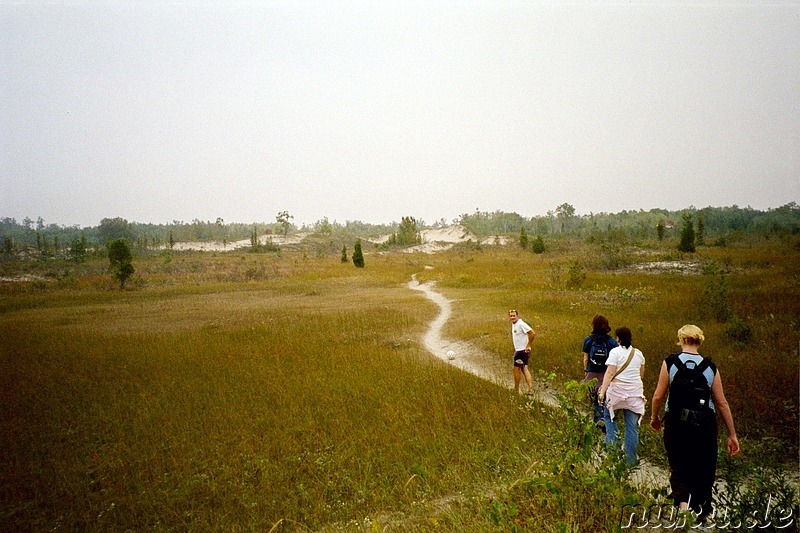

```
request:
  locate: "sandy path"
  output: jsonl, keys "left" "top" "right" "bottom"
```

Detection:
{"left": 408, "top": 275, "right": 559, "bottom": 406}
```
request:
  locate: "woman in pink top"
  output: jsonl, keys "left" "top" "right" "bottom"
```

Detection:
{"left": 598, "top": 327, "right": 646, "bottom": 465}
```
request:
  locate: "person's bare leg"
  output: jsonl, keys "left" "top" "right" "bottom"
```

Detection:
{"left": 523, "top": 366, "right": 533, "bottom": 394}
{"left": 513, "top": 366, "right": 522, "bottom": 392}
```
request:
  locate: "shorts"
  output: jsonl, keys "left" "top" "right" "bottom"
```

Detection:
{"left": 513, "top": 350, "right": 530, "bottom": 368}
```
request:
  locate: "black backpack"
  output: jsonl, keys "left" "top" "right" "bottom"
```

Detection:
{"left": 667, "top": 355, "right": 713, "bottom": 427}
{"left": 587, "top": 336, "right": 610, "bottom": 372}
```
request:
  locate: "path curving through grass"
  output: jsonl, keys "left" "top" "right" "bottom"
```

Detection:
{"left": 408, "top": 274, "right": 559, "bottom": 406}
{"left": 407, "top": 273, "right": 667, "bottom": 491}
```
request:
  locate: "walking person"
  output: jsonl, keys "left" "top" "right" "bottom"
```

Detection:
{"left": 508, "top": 309, "right": 536, "bottom": 394}
{"left": 598, "top": 327, "right": 646, "bottom": 465}
{"left": 650, "top": 325, "right": 740, "bottom": 521}
{"left": 582, "top": 315, "right": 618, "bottom": 431}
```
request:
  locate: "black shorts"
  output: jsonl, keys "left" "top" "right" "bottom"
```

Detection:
{"left": 513, "top": 350, "right": 530, "bottom": 367}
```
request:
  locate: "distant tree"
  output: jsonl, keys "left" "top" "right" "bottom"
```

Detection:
{"left": 250, "top": 226, "right": 259, "bottom": 249}
{"left": 316, "top": 217, "right": 332, "bottom": 235}
{"left": 276, "top": 211, "right": 293, "bottom": 236}
{"left": 696, "top": 215, "right": 705, "bottom": 246}
{"left": 341, "top": 244, "right": 348, "bottom": 263}
{"left": 396, "top": 216, "right": 420, "bottom": 246}
{"left": 99, "top": 217, "right": 133, "bottom": 243}
{"left": 168, "top": 230, "right": 175, "bottom": 250}
{"left": 519, "top": 227, "right": 529, "bottom": 249}
{"left": 3, "top": 236, "right": 13, "bottom": 258}
{"left": 108, "top": 239, "right": 135, "bottom": 289}
{"left": 678, "top": 212, "right": 696, "bottom": 253}
{"left": 70, "top": 234, "right": 88, "bottom": 262}
{"left": 531, "top": 235, "right": 545, "bottom": 254}
{"left": 352, "top": 239, "right": 364, "bottom": 268}
{"left": 656, "top": 220, "right": 666, "bottom": 241}
{"left": 555, "top": 203, "right": 576, "bottom": 233}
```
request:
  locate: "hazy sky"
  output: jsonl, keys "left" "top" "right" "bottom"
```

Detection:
{"left": 2, "top": 1, "right": 799, "bottom": 228}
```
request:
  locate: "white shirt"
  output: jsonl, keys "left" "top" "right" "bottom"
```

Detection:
{"left": 511, "top": 319, "right": 532, "bottom": 351}
{"left": 605, "top": 345, "right": 645, "bottom": 384}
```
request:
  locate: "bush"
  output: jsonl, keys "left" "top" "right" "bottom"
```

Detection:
{"left": 107, "top": 239, "right": 134, "bottom": 289}
{"left": 531, "top": 235, "right": 545, "bottom": 254}
{"left": 678, "top": 212, "right": 696, "bottom": 253}
{"left": 352, "top": 239, "right": 364, "bottom": 268}
{"left": 566, "top": 260, "right": 587, "bottom": 289}
{"left": 701, "top": 263, "right": 732, "bottom": 322}
{"left": 725, "top": 315, "right": 753, "bottom": 345}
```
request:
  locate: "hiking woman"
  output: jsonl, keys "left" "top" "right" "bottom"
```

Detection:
{"left": 650, "top": 325, "right": 740, "bottom": 519}
{"left": 598, "top": 327, "right": 645, "bottom": 465}
{"left": 582, "top": 314, "right": 618, "bottom": 430}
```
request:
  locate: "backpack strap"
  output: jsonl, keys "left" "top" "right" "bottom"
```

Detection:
{"left": 667, "top": 354, "right": 714, "bottom": 385}
{"left": 611, "top": 346, "right": 636, "bottom": 380}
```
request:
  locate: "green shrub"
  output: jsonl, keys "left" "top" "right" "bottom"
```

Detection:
{"left": 352, "top": 239, "right": 364, "bottom": 268}
{"left": 532, "top": 235, "right": 545, "bottom": 254}
{"left": 566, "top": 260, "right": 587, "bottom": 289}
{"left": 701, "top": 262, "right": 732, "bottom": 322}
{"left": 725, "top": 315, "right": 753, "bottom": 345}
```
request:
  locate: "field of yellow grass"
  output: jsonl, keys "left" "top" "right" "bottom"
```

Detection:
{"left": 1, "top": 237, "right": 797, "bottom": 530}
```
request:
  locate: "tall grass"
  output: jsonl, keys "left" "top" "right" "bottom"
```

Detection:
{"left": 1, "top": 253, "right": 554, "bottom": 529}
{"left": 1, "top": 238, "right": 797, "bottom": 530}
{"left": 419, "top": 239, "right": 800, "bottom": 452}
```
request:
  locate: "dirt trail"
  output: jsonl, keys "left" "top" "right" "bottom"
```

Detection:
{"left": 408, "top": 275, "right": 559, "bottom": 406}
{"left": 407, "top": 274, "right": 666, "bottom": 490}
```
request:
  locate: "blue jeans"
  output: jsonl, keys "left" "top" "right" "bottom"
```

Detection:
{"left": 603, "top": 406, "right": 640, "bottom": 465}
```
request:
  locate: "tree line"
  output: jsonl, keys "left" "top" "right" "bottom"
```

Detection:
{"left": 458, "top": 203, "right": 799, "bottom": 242}
{"left": 2, "top": 203, "right": 798, "bottom": 260}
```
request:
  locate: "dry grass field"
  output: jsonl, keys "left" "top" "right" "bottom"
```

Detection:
{"left": 1, "top": 236, "right": 798, "bottom": 530}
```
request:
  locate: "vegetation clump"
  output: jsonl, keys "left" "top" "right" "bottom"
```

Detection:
{"left": 107, "top": 238, "right": 134, "bottom": 289}
{"left": 352, "top": 238, "right": 364, "bottom": 267}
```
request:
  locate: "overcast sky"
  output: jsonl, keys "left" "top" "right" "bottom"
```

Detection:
{"left": 2, "top": 1, "right": 798, "bottom": 229}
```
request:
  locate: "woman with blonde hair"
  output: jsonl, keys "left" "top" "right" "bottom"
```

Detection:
{"left": 650, "top": 325, "right": 740, "bottom": 520}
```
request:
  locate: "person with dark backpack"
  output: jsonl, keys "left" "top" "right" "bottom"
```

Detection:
{"left": 650, "top": 325, "right": 740, "bottom": 522}
{"left": 582, "top": 314, "right": 619, "bottom": 431}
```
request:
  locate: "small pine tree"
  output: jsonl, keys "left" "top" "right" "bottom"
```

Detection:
{"left": 519, "top": 227, "right": 529, "bottom": 249}
{"left": 70, "top": 234, "right": 88, "bottom": 262}
{"left": 678, "top": 212, "right": 696, "bottom": 253}
{"left": 250, "top": 226, "right": 258, "bottom": 249}
{"left": 3, "top": 236, "right": 13, "bottom": 258}
{"left": 656, "top": 220, "right": 666, "bottom": 241}
{"left": 396, "top": 216, "right": 420, "bottom": 246}
{"left": 341, "top": 244, "right": 348, "bottom": 263}
{"left": 108, "top": 238, "right": 135, "bottom": 289}
{"left": 352, "top": 239, "right": 365, "bottom": 268}
{"left": 531, "top": 235, "right": 545, "bottom": 254}
{"left": 697, "top": 215, "right": 705, "bottom": 246}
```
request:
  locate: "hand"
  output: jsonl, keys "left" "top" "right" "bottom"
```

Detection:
{"left": 727, "top": 435, "right": 740, "bottom": 457}
{"left": 650, "top": 417, "right": 662, "bottom": 432}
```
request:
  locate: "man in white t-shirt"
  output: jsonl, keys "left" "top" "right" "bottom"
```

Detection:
{"left": 509, "top": 309, "right": 536, "bottom": 394}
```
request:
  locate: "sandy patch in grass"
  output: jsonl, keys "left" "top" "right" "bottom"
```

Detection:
{"left": 163, "top": 233, "right": 309, "bottom": 252}
{"left": 161, "top": 225, "right": 507, "bottom": 254}
{"left": 0, "top": 274, "right": 50, "bottom": 283}
{"left": 625, "top": 260, "right": 704, "bottom": 274}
